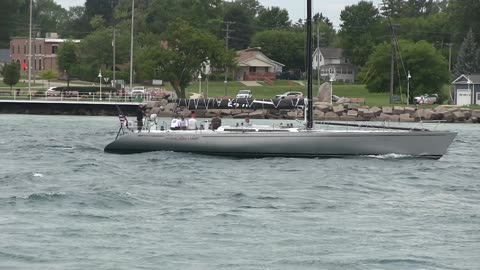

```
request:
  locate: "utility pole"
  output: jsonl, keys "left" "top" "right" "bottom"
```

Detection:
{"left": 389, "top": 24, "right": 398, "bottom": 104}
{"left": 28, "top": 0, "right": 32, "bottom": 100}
{"left": 112, "top": 0, "right": 116, "bottom": 89}
{"left": 129, "top": 0, "right": 135, "bottom": 94}
{"left": 223, "top": 21, "right": 234, "bottom": 97}
{"left": 317, "top": 23, "right": 320, "bottom": 90}
{"left": 448, "top": 43, "right": 452, "bottom": 73}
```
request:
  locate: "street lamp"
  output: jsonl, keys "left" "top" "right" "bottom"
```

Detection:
{"left": 407, "top": 70, "right": 411, "bottom": 105}
{"left": 98, "top": 70, "right": 103, "bottom": 100}
{"left": 329, "top": 76, "right": 334, "bottom": 104}
{"left": 467, "top": 78, "right": 473, "bottom": 105}
{"left": 198, "top": 73, "right": 202, "bottom": 95}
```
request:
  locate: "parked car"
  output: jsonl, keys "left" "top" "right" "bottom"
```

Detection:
{"left": 45, "top": 87, "right": 60, "bottom": 97}
{"left": 276, "top": 91, "right": 304, "bottom": 99}
{"left": 235, "top": 89, "right": 252, "bottom": 99}
{"left": 130, "top": 86, "right": 146, "bottom": 96}
{"left": 414, "top": 94, "right": 438, "bottom": 104}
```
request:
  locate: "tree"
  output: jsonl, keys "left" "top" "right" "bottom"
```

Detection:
{"left": 359, "top": 39, "right": 449, "bottom": 97}
{"left": 40, "top": 70, "right": 58, "bottom": 88}
{"left": 58, "top": 41, "right": 78, "bottom": 73}
{"left": 0, "top": 0, "right": 19, "bottom": 47}
{"left": 85, "top": 0, "right": 119, "bottom": 24}
{"left": 448, "top": 0, "right": 480, "bottom": 44}
{"left": 312, "top": 13, "right": 336, "bottom": 47}
{"left": 454, "top": 29, "right": 480, "bottom": 76}
{"left": 256, "top": 7, "right": 290, "bottom": 30}
{"left": 136, "top": 19, "right": 235, "bottom": 98}
{"left": 2, "top": 62, "right": 21, "bottom": 90}
{"left": 338, "top": 1, "right": 384, "bottom": 67}
{"left": 251, "top": 30, "right": 304, "bottom": 71}
{"left": 224, "top": 5, "right": 254, "bottom": 50}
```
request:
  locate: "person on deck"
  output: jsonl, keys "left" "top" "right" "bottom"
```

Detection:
{"left": 211, "top": 114, "right": 222, "bottom": 130}
{"left": 178, "top": 115, "right": 188, "bottom": 130}
{"left": 188, "top": 112, "right": 198, "bottom": 130}
{"left": 244, "top": 117, "right": 252, "bottom": 127}
{"left": 170, "top": 115, "right": 179, "bottom": 130}
{"left": 136, "top": 105, "right": 145, "bottom": 132}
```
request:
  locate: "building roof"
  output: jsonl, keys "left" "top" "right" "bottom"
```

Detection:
{"left": 237, "top": 47, "right": 285, "bottom": 67}
{"left": 452, "top": 74, "right": 480, "bottom": 84}
{"left": 315, "top": 47, "right": 345, "bottom": 59}
{"left": 0, "top": 49, "right": 11, "bottom": 63}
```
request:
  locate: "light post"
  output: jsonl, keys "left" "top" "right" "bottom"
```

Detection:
{"left": 467, "top": 78, "right": 473, "bottom": 105}
{"left": 329, "top": 76, "right": 334, "bottom": 105}
{"left": 407, "top": 70, "right": 411, "bottom": 105}
{"left": 98, "top": 70, "right": 103, "bottom": 100}
{"left": 198, "top": 73, "right": 202, "bottom": 95}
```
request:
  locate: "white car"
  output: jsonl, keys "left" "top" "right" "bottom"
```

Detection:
{"left": 45, "top": 87, "right": 60, "bottom": 97}
{"left": 235, "top": 89, "right": 252, "bottom": 99}
{"left": 130, "top": 86, "right": 146, "bottom": 96}
{"left": 276, "top": 91, "right": 304, "bottom": 99}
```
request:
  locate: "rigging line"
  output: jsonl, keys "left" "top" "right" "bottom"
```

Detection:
{"left": 393, "top": 31, "right": 408, "bottom": 77}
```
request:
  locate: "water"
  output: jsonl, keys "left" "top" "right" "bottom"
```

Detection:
{"left": 1, "top": 115, "right": 479, "bottom": 270}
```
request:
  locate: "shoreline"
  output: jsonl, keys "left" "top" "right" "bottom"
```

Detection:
{"left": 1, "top": 100, "right": 479, "bottom": 124}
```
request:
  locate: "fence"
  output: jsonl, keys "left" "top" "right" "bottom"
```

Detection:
{"left": 0, "top": 89, "right": 163, "bottom": 103}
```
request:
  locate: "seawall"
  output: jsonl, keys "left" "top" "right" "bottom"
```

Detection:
{"left": 0, "top": 101, "right": 139, "bottom": 116}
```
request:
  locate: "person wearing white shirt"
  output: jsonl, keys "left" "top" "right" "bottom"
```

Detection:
{"left": 170, "top": 115, "right": 179, "bottom": 130}
{"left": 188, "top": 112, "right": 198, "bottom": 130}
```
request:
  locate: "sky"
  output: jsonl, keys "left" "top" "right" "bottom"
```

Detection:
{"left": 55, "top": 0, "right": 382, "bottom": 29}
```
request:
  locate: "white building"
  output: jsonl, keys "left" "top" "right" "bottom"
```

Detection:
{"left": 312, "top": 47, "right": 357, "bottom": 83}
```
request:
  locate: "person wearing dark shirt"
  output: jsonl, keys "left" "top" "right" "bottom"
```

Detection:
{"left": 136, "top": 105, "right": 145, "bottom": 132}
{"left": 211, "top": 115, "right": 222, "bottom": 130}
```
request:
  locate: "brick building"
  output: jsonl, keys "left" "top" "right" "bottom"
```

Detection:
{"left": 10, "top": 33, "right": 80, "bottom": 76}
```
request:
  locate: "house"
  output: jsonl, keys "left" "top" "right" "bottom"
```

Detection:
{"left": 0, "top": 49, "right": 10, "bottom": 67}
{"left": 451, "top": 74, "right": 480, "bottom": 106}
{"left": 10, "top": 32, "right": 80, "bottom": 75}
{"left": 312, "top": 47, "right": 356, "bottom": 83}
{"left": 234, "top": 48, "right": 284, "bottom": 81}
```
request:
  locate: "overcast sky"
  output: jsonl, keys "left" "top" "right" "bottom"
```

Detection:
{"left": 55, "top": 0, "right": 382, "bottom": 28}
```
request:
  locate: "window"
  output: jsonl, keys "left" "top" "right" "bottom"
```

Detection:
{"left": 39, "top": 59, "right": 42, "bottom": 70}
{"left": 39, "top": 45, "right": 42, "bottom": 54}
{"left": 34, "top": 45, "right": 36, "bottom": 54}
{"left": 52, "top": 46, "right": 58, "bottom": 54}
{"left": 24, "top": 45, "right": 26, "bottom": 54}
{"left": 11, "top": 46, "right": 14, "bottom": 54}
{"left": 34, "top": 59, "right": 36, "bottom": 70}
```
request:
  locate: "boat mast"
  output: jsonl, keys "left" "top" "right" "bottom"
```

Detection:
{"left": 306, "top": 0, "right": 314, "bottom": 129}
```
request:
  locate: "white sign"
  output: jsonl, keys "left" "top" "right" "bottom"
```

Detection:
{"left": 152, "top": 79, "right": 163, "bottom": 86}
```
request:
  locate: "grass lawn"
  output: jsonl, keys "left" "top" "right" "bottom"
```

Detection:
{"left": 0, "top": 81, "right": 42, "bottom": 88}
{"left": 182, "top": 80, "right": 391, "bottom": 106}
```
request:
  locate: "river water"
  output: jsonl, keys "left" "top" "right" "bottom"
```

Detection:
{"left": 0, "top": 114, "right": 479, "bottom": 270}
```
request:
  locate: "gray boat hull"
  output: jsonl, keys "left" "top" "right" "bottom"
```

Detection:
{"left": 104, "top": 129, "right": 457, "bottom": 159}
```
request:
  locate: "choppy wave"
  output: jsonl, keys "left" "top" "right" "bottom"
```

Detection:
{"left": 0, "top": 115, "right": 479, "bottom": 269}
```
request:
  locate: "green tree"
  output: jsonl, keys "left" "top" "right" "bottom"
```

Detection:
{"left": 256, "top": 7, "right": 290, "bottom": 30}
{"left": 251, "top": 30, "right": 304, "bottom": 71}
{"left": 136, "top": 19, "right": 235, "bottom": 98}
{"left": 58, "top": 41, "right": 78, "bottom": 73}
{"left": 338, "top": 1, "right": 384, "bottom": 67}
{"left": 39, "top": 69, "right": 58, "bottom": 88}
{"left": 313, "top": 13, "right": 336, "bottom": 47}
{"left": 453, "top": 29, "right": 480, "bottom": 76}
{"left": 2, "top": 62, "right": 21, "bottom": 90}
{"left": 224, "top": 4, "right": 255, "bottom": 50}
{"left": 360, "top": 39, "right": 449, "bottom": 97}
{"left": 448, "top": 0, "right": 480, "bottom": 43}
{"left": 0, "top": 0, "right": 19, "bottom": 47}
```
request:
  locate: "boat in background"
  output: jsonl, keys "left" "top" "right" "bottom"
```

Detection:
{"left": 104, "top": 0, "right": 457, "bottom": 159}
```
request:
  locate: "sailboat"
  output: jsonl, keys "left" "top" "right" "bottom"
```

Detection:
{"left": 104, "top": 0, "right": 457, "bottom": 159}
